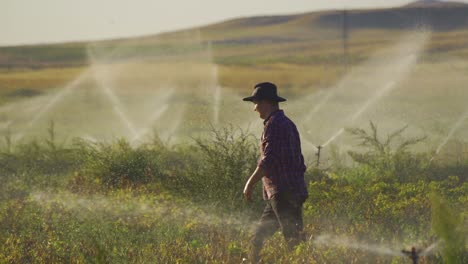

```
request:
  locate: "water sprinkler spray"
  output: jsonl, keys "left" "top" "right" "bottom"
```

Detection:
{"left": 316, "top": 145, "right": 322, "bottom": 167}
{"left": 342, "top": 9, "right": 349, "bottom": 71}
{"left": 402, "top": 247, "right": 422, "bottom": 264}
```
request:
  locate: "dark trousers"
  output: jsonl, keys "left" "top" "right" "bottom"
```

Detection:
{"left": 250, "top": 192, "right": 306, "bottom": 263}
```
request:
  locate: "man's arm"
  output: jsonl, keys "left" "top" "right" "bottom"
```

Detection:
{"left": 257, "top": 121, "right": 282, "bottom": 174}
{"left": 243, "top": 166, "right": 266, "bottom": 201}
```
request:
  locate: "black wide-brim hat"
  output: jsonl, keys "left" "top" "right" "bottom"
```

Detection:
{"left": 242, "top": 82, "right": 286, "bottom": 102}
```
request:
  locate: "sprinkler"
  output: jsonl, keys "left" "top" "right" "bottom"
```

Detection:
{"left": 316, "top": 145, "right": 322, "bottom": 167}
{"left": 402, "top": 247, "right": 422, "bottom": 264}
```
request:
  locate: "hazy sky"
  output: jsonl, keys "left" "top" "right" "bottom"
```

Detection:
{"left": 2, "top": 0, "right": 465, "bottom": 46}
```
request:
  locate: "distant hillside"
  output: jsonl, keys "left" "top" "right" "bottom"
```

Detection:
{"left": 318, "top": 3, "right": 468, "bottom": 31}
{"left": 1, "top": 2, "right": 468, "bottom": 68}
{"left": 405, "top": 0, "right": 467, "bottom": 7}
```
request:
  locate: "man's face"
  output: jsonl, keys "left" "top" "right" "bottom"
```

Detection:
{"left": 253, "top": 100, "right": 270, "bottom": 119}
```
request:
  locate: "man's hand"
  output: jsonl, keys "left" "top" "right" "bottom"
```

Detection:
{"left": 243, "top": 182, "right": 253, "bottom": 201}
{"left": 243, "top": 166, "right": 266, "bottom": 202}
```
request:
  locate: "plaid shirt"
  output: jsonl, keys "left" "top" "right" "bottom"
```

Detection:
{"left": 258, "top": 110, "right": 308, "bottom": 200}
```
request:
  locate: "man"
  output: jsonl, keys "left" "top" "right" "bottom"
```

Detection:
{"left": 242, "top": 82, "right": 308, "bottom": 263}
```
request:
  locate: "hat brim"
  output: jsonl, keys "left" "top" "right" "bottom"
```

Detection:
{"left": 242, "top": 96, "right": 286, "bottom": 102}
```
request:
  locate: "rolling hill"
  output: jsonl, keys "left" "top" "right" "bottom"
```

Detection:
{"left": 1, "top": 1, "right": 467, "bottom": 69}
{"left": 405, "top": 0, "right": 467, "bottom": 7}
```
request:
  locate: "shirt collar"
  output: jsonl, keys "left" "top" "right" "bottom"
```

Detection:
{"left": 263, "top": 109, "right": 283, "bottom": 125}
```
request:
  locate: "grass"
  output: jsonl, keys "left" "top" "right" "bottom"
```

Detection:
{"left": 0, "top": 22, "right": 466, "bottom": 98}
{"left": 0, "top": 125, "right": 466, "bottom": 263}
{"left": 0, "top": 67, "right": 85, "bottom": 105}
{"left": 1, "top": 54, "right": 468, "bottom": 159}
{"left": 0, "top": 5, "right": 468, "bottom": 262}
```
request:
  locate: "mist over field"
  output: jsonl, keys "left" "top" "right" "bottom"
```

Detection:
{"left": 0, "top": 1, "right": 467, "bottom": 263}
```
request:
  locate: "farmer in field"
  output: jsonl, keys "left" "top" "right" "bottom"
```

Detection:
{"left": 242, "top": 82, "right": 308, "bottom": 263}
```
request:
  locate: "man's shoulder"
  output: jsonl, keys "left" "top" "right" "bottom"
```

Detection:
{"left": 265, "top": 111, "right": 285, "bottom": 127}
{"left": 265, "top": 111, "right": 296, "bottom": 129}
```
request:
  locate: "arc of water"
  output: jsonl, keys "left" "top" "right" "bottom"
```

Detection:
{"left": 321, "top": 81, "right": 402, "bottom": 148}
{"left": 319, "top": 32, "right": 430, "bottom": 148}
{"left": 90, "top": 64, "right": 139, "bottom": 138}
{"left": 15, "top": 69, "right": 92, "bottom": 140}
{"left": 301, "top": 37, "right": 408, "bottom": 123}
{"left": 322, "top": 128, "right": 345, "bottom": 147}
{"left": 321, "top": 80, "right": 398, "bottom": 147}
{"left": 430, "top": 108, "right": 468, "bottom": 162}
{"left": 420, "top": 241, "right": 441, "bottom": 256}
{"left": 87, "top": 44, "right": 144, "bottom": 139}
{"left": 302, "top": 30, "right": 430, "bottom": 121}
{"left": 131, "top": 103, "right": 170, "bottom": 143}
{"left": 81, "top": 134, "right": 98, "bottom": 143}
{"left": 313, "top": 234, "right": 405, "bottom": 257}
{"left": 207, "top": 40, "right": 221, "bottom": 126}
{"left": 31, "top": 189, "right": 254, "bottom": 230}
{"left": 351, "top": 81, "right": 396, "bottom": 122}
{"left": 302, "top": 138, "right": 319, "bottom": 152}
{"left": 0, "top": 95, "right": 42, "bottom": 114}
{"left": 304, "top": 87, "right": 341, "bottom": 123}
{"left": 87, "top": 46, "right": 135, "bottom": 127}
{"left": 212, "top": 65, "right": 221, "bottom": 126}
{"left": 159, "top": 104, "right": 186, "bottom": 144}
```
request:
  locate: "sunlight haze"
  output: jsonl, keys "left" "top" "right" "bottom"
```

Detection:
{"left": 0, "top": 0, "right": 425, "bottom": 46}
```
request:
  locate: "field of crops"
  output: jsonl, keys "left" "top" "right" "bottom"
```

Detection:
{"left": 1, "top": 4, "right": 468, "bottom": 263}
{"left": 0, "top": 124, "right": 466, "bottom": 263}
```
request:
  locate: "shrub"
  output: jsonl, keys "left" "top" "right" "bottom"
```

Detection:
{"left": 76, "top": 139, "right": 164, "bottom": 189}
{"left": 191, "top": 125, "right": 259, "bottom": 209}
{"left": 345, "top": 122, "right": 428, "bottom": 182}
{"left": 0, "top": 122, "right": 80, "bottom": 188}
{"left": 430, "top": 192, "right": 467, "bottom": 264}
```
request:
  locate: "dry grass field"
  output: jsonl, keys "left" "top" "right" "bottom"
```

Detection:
{"left": 0, "top": 2, "right": 467, "bottom": 263}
